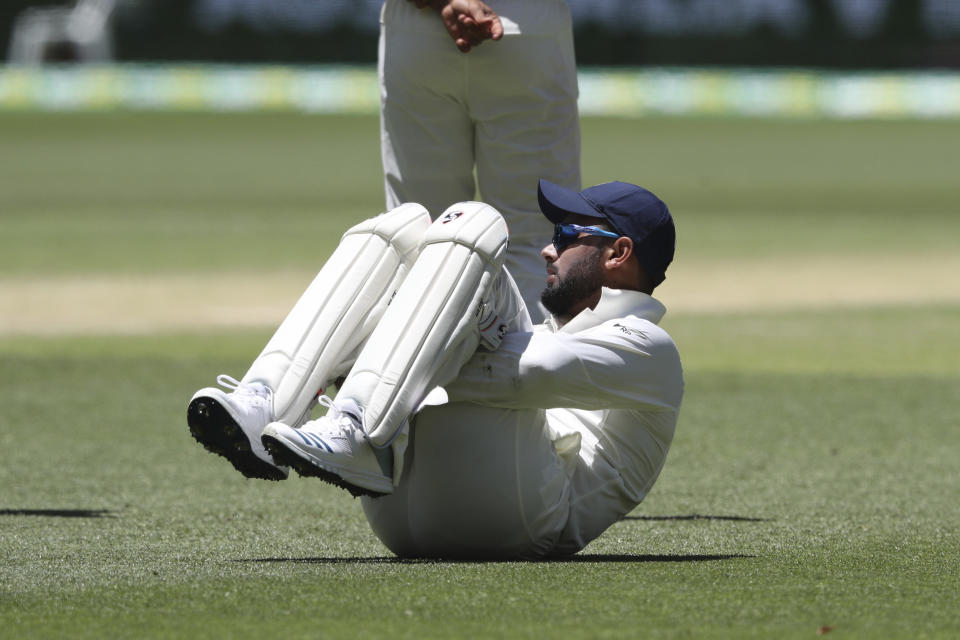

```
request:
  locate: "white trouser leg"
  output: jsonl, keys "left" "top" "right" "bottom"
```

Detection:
{"left": 241, "top": 204, "right": 431, "bottom": 426}
{"left": 379, "top": 0, "right": 580, "bottom": 321}
{"left": 471, "top": 22, "right": 580, "bottom": 321}
{"left": 379, "top": 5, "right": 474, "bottom": 217}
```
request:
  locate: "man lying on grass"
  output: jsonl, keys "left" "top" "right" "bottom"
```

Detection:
{"left": 187, "top": 179, "right": 683, "bottom": 559}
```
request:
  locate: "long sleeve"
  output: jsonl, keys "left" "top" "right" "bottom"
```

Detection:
{"left": 444, "top": 294, "right": 685, "bottom": 556}
{"left": 445, "top": 316, "right": 683, "bottom": 412}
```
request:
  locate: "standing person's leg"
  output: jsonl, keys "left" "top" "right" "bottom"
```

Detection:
{"left": 187, "top": 204, "right": 430, "bottom": 479}
{"left": 262, "top": 202, "right": 523, "bottom": 495}
{"left": 470, "top": 3, "right": 581, "bottom": 320}
{"left": 379, "top": 0, "right": 475, "bottom": 217}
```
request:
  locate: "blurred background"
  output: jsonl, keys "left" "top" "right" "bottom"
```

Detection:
{"left": 1, "top": 0, "right": 958, "bottom": 336}
{"left": 2, "top": 0, "right": 960, "bottom": 116}
{"left": 4, "top": 0, "right": 960, "bottom": 67}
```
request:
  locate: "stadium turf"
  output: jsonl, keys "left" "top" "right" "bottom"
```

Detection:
{"left": 1, "top": 112, "right": 957, "bottom": 638}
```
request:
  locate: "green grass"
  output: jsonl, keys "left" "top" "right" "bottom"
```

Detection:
{"left": 0, "top": 113, "right": 381, "bottom": 275}
{"left": 1, "top": 112, "right": 959, "bottom": 638}
{"left": 1, "top": 114, "right": 957, "bottom": 275}
{"left": 2, "top": 308, "right": 958, "bottom": 638}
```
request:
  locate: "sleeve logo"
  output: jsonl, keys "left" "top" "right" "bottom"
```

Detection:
{"left": 613, "top": 323, "right": 648, "bottom": 339}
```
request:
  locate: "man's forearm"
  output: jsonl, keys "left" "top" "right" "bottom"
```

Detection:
{"left": 446, "top": 329, "right": 673, "bottom": 411}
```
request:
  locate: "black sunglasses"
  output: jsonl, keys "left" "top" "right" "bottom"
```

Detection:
{"left": 552, "top": 223, "right": 620, "bottom": 252}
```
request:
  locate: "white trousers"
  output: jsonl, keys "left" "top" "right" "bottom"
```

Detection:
{"left": 378, "top": 0, "right": 581, "bottom": 321}
{"left": 359, "top": 269, "right": 571, "bottom": 560}
{"left": 363, "top": 402, "right": 571, "bottom": 559}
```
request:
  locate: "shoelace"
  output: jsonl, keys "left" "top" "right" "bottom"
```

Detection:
{"left": 216, "top": 374, "right": 270, "bottom": 400}
{"left": 316, "top": 394, "right": 336, "bottom": 413}
{"left": 317, "top": 395, "right": 391, "bottom": 477}
{"left": 314, "top": 394, "right": 361, "bottom": 436}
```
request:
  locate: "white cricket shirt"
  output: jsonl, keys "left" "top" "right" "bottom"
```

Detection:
{"left": 446, "top": 287, "right": 684, "bottom": 555}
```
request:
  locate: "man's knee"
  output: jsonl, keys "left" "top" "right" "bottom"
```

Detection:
{"left": 423, "top": 202, "right": 509, "bottom": 267}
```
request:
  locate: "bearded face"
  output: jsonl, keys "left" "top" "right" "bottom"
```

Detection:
{"left": 540, "top": 246, "right": 605, "bottom": 317}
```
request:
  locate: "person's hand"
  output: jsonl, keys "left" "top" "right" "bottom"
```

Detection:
{"left": 442, "top": 0, "right": 503, "bottom": 52}
{"left": 409, "top": 0, "right": 504, "bottom": 52}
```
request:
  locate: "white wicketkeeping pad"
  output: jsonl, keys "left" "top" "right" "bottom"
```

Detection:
{"left": 241, "top": 203, "right": 431, "bottom": 425}
{"left": 336, "top": 202, "right": 509, "bottom": 480}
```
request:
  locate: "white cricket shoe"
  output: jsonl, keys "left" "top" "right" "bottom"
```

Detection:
{"left": 187, "top": 375, "right": 289, "bottom": 481}
{"left": 260, "top": 397, "right": 393, "bottom": 497}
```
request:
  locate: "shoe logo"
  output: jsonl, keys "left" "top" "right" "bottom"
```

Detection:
{"left": 440, "top": 210, "right": 463, "bottom": 224}
{"left": 295, "top": 430, "right": 333, "bottom": 453}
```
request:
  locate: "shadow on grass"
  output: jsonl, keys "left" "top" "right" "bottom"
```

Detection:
{"left": 240, "top": 553, "right": 752, "bottom": 565}
{"left": 625, "top": 514, "right": 770, "bottom": 522}
{"left": 0, "top": 508, "right": 117, "bottom": 518}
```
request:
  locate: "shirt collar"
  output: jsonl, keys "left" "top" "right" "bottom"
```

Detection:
{"left": 544, "top": 288, "right": 666, "bottom": 334}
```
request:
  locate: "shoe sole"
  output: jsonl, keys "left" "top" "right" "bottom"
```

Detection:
{"left": 261, "top": 434, "right": 389, "bottom": 499}
{"left": 187, "top": 397, "right": 288, "bottom": 481}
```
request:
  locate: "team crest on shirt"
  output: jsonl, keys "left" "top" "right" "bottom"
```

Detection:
{"left": 440, "top": 210, "right": 464, "bottom": 224}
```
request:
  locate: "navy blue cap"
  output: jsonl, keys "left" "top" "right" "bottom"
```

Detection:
{"left": 537, "top": 179, "right": 675, "bottom": 287}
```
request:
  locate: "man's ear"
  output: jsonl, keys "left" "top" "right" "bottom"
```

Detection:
{"left": 605, "top": 237, "right": 634, "bottom": 269}
{"left": 604, "top": 237, "right": 649, "bottom": 291}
